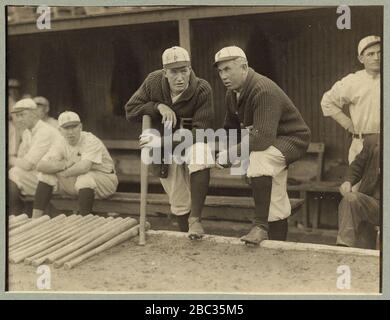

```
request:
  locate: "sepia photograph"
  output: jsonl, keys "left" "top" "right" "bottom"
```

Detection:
{"left": 5, "top": 4, "right": 382, "bottom": 295}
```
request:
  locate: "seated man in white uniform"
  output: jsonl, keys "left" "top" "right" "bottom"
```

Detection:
{"left": 8, "top": 98, "right": 61, "bottom": 216}
{"left": 33, "top": 96, "right": 58, "bottom": 128}
{"left": 32, "top": 111, "right": 118, "bottom": 218}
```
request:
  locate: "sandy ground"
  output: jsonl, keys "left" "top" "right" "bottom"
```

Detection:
{"left": 8, "top": 233, "right": 379, "bottom": 294}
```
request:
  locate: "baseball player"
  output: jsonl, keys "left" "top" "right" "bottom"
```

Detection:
{"left": 8, "top": 98, "right": 61, "bottom": 215}
{"left": 337, "top": 134, "right": 379, "bottom": 248}
{"left": 33, "top": 96, "right": 59, "bottom": 128}
{"left": 321, "top": 35, "right": 380, "bottom": 164}
{"left": 125, "top": 46, "right": 214, "bottom": 238}
{"left": 8, "top": 79, "right": 23, "bottom": 161}
{"left": 32, "top": 111, "right": 118, "bottom": 218}
{"left": 214, "top": 46, "right": 311, "bottom": 245}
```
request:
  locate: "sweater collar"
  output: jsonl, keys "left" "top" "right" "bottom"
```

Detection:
{"left": 229, "top": 68, "right": 256, "bottom": 107}
{"left": 161, "top": 70, "right": 199, "bottom": 105}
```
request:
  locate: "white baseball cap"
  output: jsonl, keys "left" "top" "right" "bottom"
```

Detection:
{"left": 358, "top": 35, "right": 381, "bottom": 56}
{"left": 162, "top": 46, "right": 190, "bottom": 69}
{"left": 214, "top": 46, "right": 247, "bottom": 66}
{"left": 10, "top": 98, "right": 37, "bottom": 113}
{"left": 58, "top": 111, "right": 81, "bottom": 128}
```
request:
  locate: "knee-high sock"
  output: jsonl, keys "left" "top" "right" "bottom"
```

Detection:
{"left": 8, "top": 180, "right": 24, "bottom": 215}
{"left": 33, "top": 182, "right": 54, "bottom": 211}
{"left": 78, "top": 188, "right": 95, "bottom": 215}
{"left": 189, "top": 169, "right": 210, "bottom": 219}
{"left": 250, "top": 176, "right": 272, "bottom": 231}
{"left": 269, "top": 218, "right": 288, "bottom": 241}
{"left": 176, "top": 212, "right": 190, "bottom": 232}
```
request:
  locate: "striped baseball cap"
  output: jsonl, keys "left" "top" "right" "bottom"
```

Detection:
{"left": 214, "top": 46, "right": 247, "bottom": 66}
{"left": 358, "top": 35, "right": 380, "bottom": 56}
{"left": 162, "top": 46, "right": 191, "bottom": 69}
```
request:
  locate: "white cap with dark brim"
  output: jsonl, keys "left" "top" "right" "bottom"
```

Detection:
{"left": 10, "top": 98, "right": 37, "bottom": 113}
{"left": 58, "top": 111, "right": 81, "bottom": 128}
{"left": 358, "top": 35, "right": 381, "bottom": 56}
{"left": 214, "top": 46, "right": 247, "bottom": 66}
{"left": 162, "top": 46, "right": 191, "bottom": 69}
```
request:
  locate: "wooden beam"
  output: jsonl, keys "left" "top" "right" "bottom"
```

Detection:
{"left": 8, "top": 6, "right": 321, "bottom": 36}
{"left": 179, "top": 19, "right": 191, "bottom": 54}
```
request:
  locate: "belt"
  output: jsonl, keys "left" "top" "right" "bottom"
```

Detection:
{"left": 352, "top": 133, "right": 377, "bottom": 139}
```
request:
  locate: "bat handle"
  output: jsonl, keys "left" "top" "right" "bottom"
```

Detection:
{"left": 139, "top": 115, "right": 152, "bottom": 246}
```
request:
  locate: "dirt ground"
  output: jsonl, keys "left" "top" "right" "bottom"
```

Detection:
{"left": 8, "top": 233, "right": 379, "bottom": 294}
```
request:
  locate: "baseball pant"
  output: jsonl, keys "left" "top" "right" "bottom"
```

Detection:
{"left": 160, "top": 142, "right": 214, "bottom": 216}
{"left": 337, "top": 192, "right": 379, "bottom": 248}
{"left": 9, "top": 166, "right": 39, "bottom": 196}
{"left": 38, "top": 171, "right": 118, "bottom": 199}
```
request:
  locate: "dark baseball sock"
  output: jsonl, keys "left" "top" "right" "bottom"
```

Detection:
{"left": 78, "top": 188, "right": 95, "bottom": 215}
{"left": 189, "top": 169, "right": 210, "bottom": 219}
{"left": 33, "top": 182, "right": 54, "bottom": 211}
{"left": 269, "top": 218, "right": 288, "bottom": 241}
{"left": 8, "top": 180, "right": 24, "bottom": 215}
{"left": 250, "top": 176, "right": 272, "bottom": 231}
{"left": 176, "top": 212, "right": 190, "bottom": 232}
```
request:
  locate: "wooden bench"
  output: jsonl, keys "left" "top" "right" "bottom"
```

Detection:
{"left": 22, "top": 193, "right": 304, "bottom": 224}
{"left": 103, "top": 140, "right": 340, "bottom": 228}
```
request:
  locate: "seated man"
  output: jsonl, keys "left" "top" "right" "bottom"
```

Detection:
{"left": 32, "top": 111, "right": 118, "bottom": 218}
{"left": 214, "top": 46, "right": 311, "bottom": 244}
{"left": 125, "top": 46, "right": 214, "bottom": 238}
{"left": 337, "top": 134, "right": 380, "bottom": 248}
{"left": 8, "top": 98, "right": 61, "bottom": 215}
{"left": 33, "top": 96, "right": 58, "bottom": 128}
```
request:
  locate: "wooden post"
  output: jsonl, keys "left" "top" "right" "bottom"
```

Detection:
{"left": 179, "top": 19, "right": 191, "bottom": 54}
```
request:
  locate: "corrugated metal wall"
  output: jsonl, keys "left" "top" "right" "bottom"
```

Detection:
{"left": 191, "top": 7, "right": 382, "bottom": 170}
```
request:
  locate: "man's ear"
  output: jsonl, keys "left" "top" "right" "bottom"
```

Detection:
{"left": 162, "top": 68, "right": 167, "bottom": 78}
{"left": 358, "top": 54, "right": 364, "bottom": 64}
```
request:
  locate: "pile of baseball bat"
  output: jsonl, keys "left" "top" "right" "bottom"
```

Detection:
{"left": 8, "top": 214, "right": 150, "bottom": 269}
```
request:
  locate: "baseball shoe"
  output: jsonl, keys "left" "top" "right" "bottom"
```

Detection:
{"left": 188, "top": 217, "right": 204, "bottom": 240}
{"left": 240, "top": 226, "right": 268, "bottom": 246}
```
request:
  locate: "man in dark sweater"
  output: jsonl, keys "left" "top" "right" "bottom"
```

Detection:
{"left": 214, "top": 46, "right": 311, "bottom": 244}
{"left": 337, "top": 134, "right": 380, "bottom": 248}
{"left": 125, "top": 46, "right": 214, "bottom": 238}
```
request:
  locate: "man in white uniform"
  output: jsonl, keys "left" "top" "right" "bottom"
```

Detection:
{"left": 33, "top": 96, "right": 58, "bottom": 128}
{"left": 32, "top": 111, "right": 118, "bottom": 218}
{"left": 8, "top": 98, "right": 61, "bottom": 215}
{"left": 321, "top": 35, "right": 380, "bottom": 164}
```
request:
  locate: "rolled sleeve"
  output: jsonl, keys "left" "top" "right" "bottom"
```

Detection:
{"left": 321, "top": 78, "right": 351, "bottom": 117}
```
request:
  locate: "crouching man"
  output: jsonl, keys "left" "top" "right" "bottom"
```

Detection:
{"left": 214, "top": 46, "right": 311, "bottom": 245}
{"left": 8, "top": 98, "right": 61, "bottom": 215}
{"left": 32, "top": 111, "right": 118, "bottom": 218}
{"left": 337, "top": 134, "right": 380, "bottom": 248}
{"left": 125, "top": 46, "right": 215, "bottom": 238}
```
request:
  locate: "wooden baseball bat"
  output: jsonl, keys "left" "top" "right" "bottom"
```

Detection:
{"left": 46, "top": 217, "right": 119, "bottom": 263}
{"left": 139, "top": 114, "right": 152, "bottom": 245}
{"left": 52, "top": 217, "right": 138, "bottom": 267}
{"left": 9, "top": 213, "right": 28, "bottom": 224}
{"left": 10, "top": 216, "right": 104, "bottom": 263}
{"left": 9, "top": 215, "right": 50, "bottom": 237}
{"left": 64, "top": 222, "right": 151, "bottom": 270}
{"left": 9, "top": 218, "right": 31, "bottom": 230}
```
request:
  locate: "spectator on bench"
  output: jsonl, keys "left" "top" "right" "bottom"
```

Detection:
{"left": 8, "top": 98, "right": 61, "bottom": 215}
{"left": 32, "top": 111, "right": 118, "bottom": 218}
{"left": 33, "top": 96, "right": 58, "bottom": 128}
{"left": 337, "top": 134, "right": 380, "bottom": 248}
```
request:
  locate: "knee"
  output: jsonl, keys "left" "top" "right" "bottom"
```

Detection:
{"left": 75, "top": 173, "right": 96, "bottom": 191}
{"left": 38, "top": 172, "right": 58, "bottom": 186}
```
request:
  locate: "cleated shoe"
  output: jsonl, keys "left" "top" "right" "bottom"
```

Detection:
{"left": 188, "top": 217, "right": 205, "bottom": 240}
{"left": 240, "top": 226, "right": 269, "bottom": 245}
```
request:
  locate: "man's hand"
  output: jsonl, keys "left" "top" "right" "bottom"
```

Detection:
{"left": 157, "top": 104, "right": 177, "bottom": 128}
{"left": 346, "top": 123, "right": 355, "bottom": 134}
{"left": 216, "top": 150, "right": 231, "bottom": 169}
{"left": 139, "top": 131, "right": 162, "bottom": 149}
{"left": 339, "top": 181, "right": 352, "bottom": 197}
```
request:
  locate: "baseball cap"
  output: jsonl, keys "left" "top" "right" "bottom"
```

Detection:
{"left": 33, "top": 96, "right": 50, "bottom": 108}
{"left": 10, "top": 98, "right": 37, "bottom": 113}
{"left": 214, "top": 46, "right": 247, "bottom": 66}
{"left": 358, "top": 35, "right": 381, "bottom": 56}
{"left": 8, "top": 79, "right": 20, "bottom": 88}
{"left": 58, "top": 111, "right": 81, "bottom": 128}
{"left": 162, "top": 46, "right": 191, "bottom": 69}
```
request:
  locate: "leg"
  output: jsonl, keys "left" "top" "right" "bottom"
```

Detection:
{"left": 8, "top": 180, "right": 24, "bottom": 216}
{"left": 269, "top": 218, "right": 288, "bottom": 241}
{"left": 78, "top": 188, "right": 95, "bottom": 215}
{"left": 32, "top": 182, "right": 54, "bottom": 218}
{"left": 176, "top": 212, "right": 190, "bottom": 232}
{"left": 250, "top": 176, "right": 272, "bottom": 231}
{"left": 337, "top": 192, "right": 379, "bottom": 248}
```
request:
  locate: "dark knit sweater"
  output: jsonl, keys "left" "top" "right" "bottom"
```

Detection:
{"left": 125, "top": 69, "right": 214, "bottom": 133}
{"left": 224, "top": 68, "right": 311, "bottom": 164}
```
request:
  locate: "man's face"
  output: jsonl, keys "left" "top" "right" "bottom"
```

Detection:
{"left": 217, "top": 59, "right": 247, "bottom": 91}
{"left": 60, "top": 123, "right": 82, "bottom": 146}
{"left": 36, "top": 104, "right": 49, "bottom": 120}
{"left": 13, "top": 109, "right": 36, "bottom": 130}
{"left": 359, "top": 43, "right": 381, "bottom": 73}
{"left": 164, "top": 66, "right": 191, "bottom": 95}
